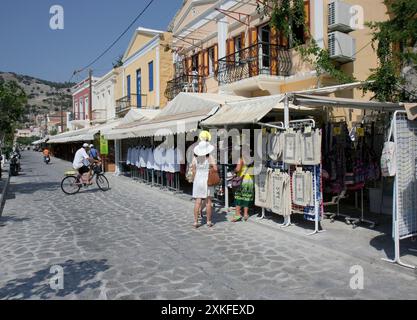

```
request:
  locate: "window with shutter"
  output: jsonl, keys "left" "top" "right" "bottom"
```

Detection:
{"left": 214, "top": 44, "right": 218, "bottom": 74}
{"left": 148, "top": 61, "right": 154, "bottom": 92}
{"left": 208, "top": 47, "right": 215, "bottom": 76}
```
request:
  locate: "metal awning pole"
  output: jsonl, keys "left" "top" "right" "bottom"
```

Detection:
{"left": 284, "top": 94, "right": 290, "bottom": 129}
{"left": 224, "top": 125, "right": 229, "bottom": 211}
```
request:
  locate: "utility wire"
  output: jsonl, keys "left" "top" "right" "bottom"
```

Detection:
{"left": 70, "top": 0, "right": 155, "bottom": 80}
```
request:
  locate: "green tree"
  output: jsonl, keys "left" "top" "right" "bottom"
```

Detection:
{"left": 113, "top": 55, "right": 124, "bottom": 69}
{"left": 364, "top": 0, "right": 417, "bottom": 102}
{"left": 0, "top": 81, "right": 27, "bottom": 147}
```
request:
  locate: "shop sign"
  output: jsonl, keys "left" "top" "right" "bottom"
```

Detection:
{"left": 100, "top": 135, "right": 109, "bottom": 155}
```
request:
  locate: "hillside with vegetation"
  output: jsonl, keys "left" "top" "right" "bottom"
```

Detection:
{"left": 0, "top": 72, "right": 75, "bottom": 127}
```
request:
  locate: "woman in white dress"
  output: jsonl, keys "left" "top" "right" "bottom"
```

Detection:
{"left": 192, "top": 140, "right": 217, "bottom": 228}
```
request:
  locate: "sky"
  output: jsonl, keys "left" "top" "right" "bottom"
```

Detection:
{"left": 0, "top": 0, "right": 183, "bottom": 83}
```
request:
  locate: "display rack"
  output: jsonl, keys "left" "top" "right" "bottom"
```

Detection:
{"left": 257, "top": 118, "right": 324, "bottom": 236}
{"left": 382, "top": 111, "right": 417, "bottom": 270}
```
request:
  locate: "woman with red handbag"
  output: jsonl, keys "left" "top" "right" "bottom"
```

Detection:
{"left": 191, "top": 139, "right": 218, "bottom": 228}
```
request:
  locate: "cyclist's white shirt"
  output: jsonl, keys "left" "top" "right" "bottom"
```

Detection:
{"left": 73, "top": 148, "right": 89, "bottom": 169}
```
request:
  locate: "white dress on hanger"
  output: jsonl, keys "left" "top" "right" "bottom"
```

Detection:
{"left": 135, "top": 147, "right": 141, "bottom": 168}
{"left": 140, "top": 147, "right": 147, "bottom": 168}
{"left": 165, "top": 147, "right": 176, "bottom": 173}
{"left": 147, "top": 147, "right": 155, "bottom": 169}
{"left": 174, "top": 147, "right": 183, "bottom": 173}
{"left": 126, "top": 147, "right": 131, "bottom": 165}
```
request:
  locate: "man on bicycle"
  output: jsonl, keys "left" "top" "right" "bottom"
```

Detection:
{"left": 73, "top": 143, "right": 98, "bottom": 185}
{"left": 89, "top": 144, "right": 101, "bottom": 161}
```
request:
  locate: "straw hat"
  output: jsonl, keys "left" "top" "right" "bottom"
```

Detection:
{"left": 194, "top": 140, "right": 215, "bottom": 156}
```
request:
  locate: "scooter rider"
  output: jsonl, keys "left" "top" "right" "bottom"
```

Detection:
{"left": 43, "top": 148, "right": 50, "bottom": 164}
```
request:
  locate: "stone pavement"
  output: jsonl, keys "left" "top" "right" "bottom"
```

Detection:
{"left": 0, "top": 151, "right": 416, "bottom": 300}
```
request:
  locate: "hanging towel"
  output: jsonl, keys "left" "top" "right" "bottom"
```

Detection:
{"left": 270, "top": 171, "right": 291, "bottom": 216}
{"left": 283, "top": 132, "right": 302, "bottom": 165}
{"left": 292, "top": 170, "right": 313, "bottom": 207}
{"left": 301, "top": 129, "right": 322, "bottom": 165}
{"left": 268, "top": 132, "right": 284, "bottom": 161}
{"left": 255, "top": 167, "right": 271, "bottom": 209}
{"left": 126, "top": 147, "right": 131, "bottom": 165}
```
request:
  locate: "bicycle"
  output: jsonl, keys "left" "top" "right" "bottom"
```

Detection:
{"left": 61, "top": 164, "right": 110, "bottom": 195}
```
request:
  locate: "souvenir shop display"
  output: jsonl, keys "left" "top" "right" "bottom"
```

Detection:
{"left": 321, "top": 116, "right": 387, "bottom": 229}
{"left": 256, "top": 119, "right": 324, "bottom": 235}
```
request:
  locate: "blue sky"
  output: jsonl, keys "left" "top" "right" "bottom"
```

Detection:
{"left": 0, "top": 0, "right": 183, "bottom": 83}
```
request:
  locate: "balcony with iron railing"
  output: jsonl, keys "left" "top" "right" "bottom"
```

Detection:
{"left": 116, "top": 94, "right": 148, "bottom": 117}
{"left": 164, "top": 74, "right": 206, "bottom": 101}
{"left": 217, "top": 42, "right": 292, "bottom": 86}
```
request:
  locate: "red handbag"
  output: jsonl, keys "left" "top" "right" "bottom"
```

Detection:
{"left": 207, "top": 166, "right": 221, "bottom": 186}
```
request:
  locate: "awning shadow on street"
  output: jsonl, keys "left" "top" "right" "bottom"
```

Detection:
{"left": 0, "top": 215, "right": 30, "bottom": 226}
{"left": 0, "top": 259, "right": 110, "bottom": 300}
{"left": 6, "top": 181, "right": 61, "bottom": 197}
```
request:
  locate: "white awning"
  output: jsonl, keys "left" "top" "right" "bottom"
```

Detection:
{"left": 201, "top": 94, "right": 313, "bottom": 127}
{"left": 119, "top": 108, "right": 160, "bottom": 125}
{"left": 48, "top": 120, "right": 122, "bottom": 144}
{"left": 32, "top": 137, "right": 49, "bottom": 145}
{"left": 104, "top": 93, "right": 244, "bottom": 139}
{"left": 293, "top": 81, "right": 369, "bottom": 96}
{"left": 48, "top": 127, "right": 93, "bottom": 144}
{"left": 292, "top": 94, "right": 404, "bottom": 111}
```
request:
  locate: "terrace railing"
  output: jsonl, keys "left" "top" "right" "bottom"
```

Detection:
{"left": 217, "top": 42, "right": 292, "bottom": 85}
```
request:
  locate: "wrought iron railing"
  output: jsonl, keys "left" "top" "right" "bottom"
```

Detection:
{"left": 164, "top": 74, "right": 206, "bottom": 101}
{"left": 116, "top": 94, "right": 147, "bottom": 116}
{"left": 217, "top": 42, "right": 292, "bottom": 85}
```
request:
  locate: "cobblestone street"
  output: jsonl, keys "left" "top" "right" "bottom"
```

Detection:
{"left": 0, "top": 151, "right": 416, "bottom": 300}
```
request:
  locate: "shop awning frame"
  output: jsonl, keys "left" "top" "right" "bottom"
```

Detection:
{"left": 104, "top": 93, "right": 244, "bottom": 139}
{"left": 290, "top": 94, "right": 404, "bottom": 112}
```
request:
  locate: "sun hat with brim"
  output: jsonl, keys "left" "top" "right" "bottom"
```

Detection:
{"left": 194, "top": 140, "right": 215, "bottom": 157}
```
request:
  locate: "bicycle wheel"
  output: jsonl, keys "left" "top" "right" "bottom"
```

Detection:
{"left": 96, "top": 174, "right": 110, "bottom": 191}
{"left": 61, "top": 176, "right": 81, "bottom": 195}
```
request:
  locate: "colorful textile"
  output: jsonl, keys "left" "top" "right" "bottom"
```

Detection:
{"left": 234, "top": 165, "right": 254, "bottom": 208}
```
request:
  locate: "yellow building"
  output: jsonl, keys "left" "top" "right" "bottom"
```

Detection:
{"left": 115, "top": 27, "right": 173, "bottom": 117}
{"left": 167, "top": 0, "right": 389, "bottom": 115}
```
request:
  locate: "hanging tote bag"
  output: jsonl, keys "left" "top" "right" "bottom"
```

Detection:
{"left": 207, "top": 165, "right": 221, "bottom": 186}
{"left": 381, "top": 142, "right": 396, "bottom": 177}
{"left": 381, "top": 120, "right": 396, "bottom": 177}
{"left": 185, "top": 163, "right": 194, "bottom": 183}
{"left": 231, "top": 165, "right": 250, "bottom": 189}
{"left": 231, "top": 175, "right": 243, "bottom": 188}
